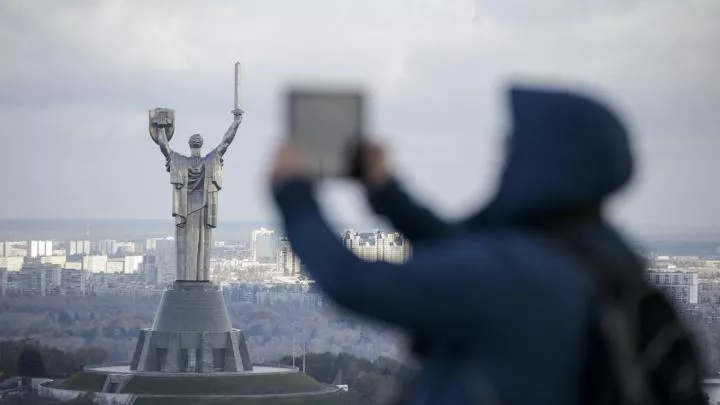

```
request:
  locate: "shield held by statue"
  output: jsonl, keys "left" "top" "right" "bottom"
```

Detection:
{"left": 148, "top": 108, "right": 176, "bottom": 144}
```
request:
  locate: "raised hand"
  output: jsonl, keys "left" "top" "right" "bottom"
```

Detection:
{"left": 151, "top": 115, "right": 173, "bottom": 127}
{"left": 231, "top": 108, "right": 244, "bottom": 121}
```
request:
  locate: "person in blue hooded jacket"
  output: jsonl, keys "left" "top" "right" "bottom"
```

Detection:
{"left": 270, "top": 86, "right": 640, "bottom": 404}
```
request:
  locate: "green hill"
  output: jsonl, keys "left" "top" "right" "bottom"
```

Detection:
{"left": 132, "top": 391, "right": 349, "bottom": 405}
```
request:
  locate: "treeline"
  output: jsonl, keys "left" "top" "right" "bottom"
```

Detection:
{"left": 278, "top": 352, "right": 412, "bottom": 405}
{"left": 0, "top": 339, "right": 108, "bottom": 379}
{"left": 0, "top": 296, "right": 404, "bottom": 365}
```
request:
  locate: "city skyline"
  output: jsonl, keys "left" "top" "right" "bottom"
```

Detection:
{"left": 1, "top": 1, "right": 718, "bottom": 233}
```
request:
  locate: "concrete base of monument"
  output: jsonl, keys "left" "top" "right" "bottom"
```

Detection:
{"left": 40, "top": 364, "right": 347, "bottom": 405}
{"left": 130, "top": 280, "right": 253, "bottom": 372}
{"left": 39, "top": 282, "right": 350, "bottom": 403}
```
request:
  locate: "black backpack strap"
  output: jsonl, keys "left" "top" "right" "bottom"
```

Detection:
{"left": 544, "top": 225, "right": 706, "bottom": 405}
{"left": 548, "top": 229, "right": 653, "bottom": 405}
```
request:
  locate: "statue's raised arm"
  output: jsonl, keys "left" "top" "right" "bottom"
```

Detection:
{"left": 213, "top": 109, "right": 244, "bottom": 157}
{"left": 156, "top": 127, "right": 172, "bottom": 159}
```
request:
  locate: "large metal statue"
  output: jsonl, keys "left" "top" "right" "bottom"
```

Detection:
{"left": 148, "top": 63, "right": 243, "bottom": 281}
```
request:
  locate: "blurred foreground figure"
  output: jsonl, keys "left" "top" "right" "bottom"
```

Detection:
{"left": 270, "top": 87, "right": 705, "bottom": 404}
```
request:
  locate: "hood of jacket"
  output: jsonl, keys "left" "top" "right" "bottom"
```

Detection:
{"left": 468, "top": 86, "right": 634, "bottom": 227}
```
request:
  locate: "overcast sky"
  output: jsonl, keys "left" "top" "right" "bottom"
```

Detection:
{"left": 1, "top": 0, "right": 718, "bottom": 233}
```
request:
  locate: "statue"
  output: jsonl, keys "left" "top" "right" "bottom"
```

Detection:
{"left": 148, "top": 63, "right": 244, "bottom": 281}
{"left": 148, "top": 108, "right": 243, "bottom": 281}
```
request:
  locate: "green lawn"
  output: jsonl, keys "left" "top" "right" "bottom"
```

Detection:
{"left": 121, "top": 373, "right": 324, "bottom": 395}
{"left": 56, "top": 372, "right": 107, "bottom": 391}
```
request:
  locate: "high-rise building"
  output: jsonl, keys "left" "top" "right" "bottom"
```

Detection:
{"left": 28, "top": 240, "right": 38, "bottom": 258}
{"left": 145, "top": 237, "right": 167, "bottom": 252}
{"left": 143, "top": 254, "right": 159, "bottom": 285}
{"left": 124, "top": 255, "right": 144, "bottom": 274}
{"left": 116, "top": 242, "right": 136, "bottom": 255}
{"left": 61, "top": 268, "right": 87, "bottom": 296}
{"left": 27, "top": 240, "right": 53, "bottom": 258}
{"left": 252, "top": 228, "right": 278, "bottom": 262}
{"left": 155, "top": 238, "right": 176, "bottom": 285}
{"left": 18, "top": 263, "right": 61, "bottom": 296}
{"left": 278, "top": 235, "right": 303, "bottom": 276}
{"left": 69, "top": 240, "right": 91, "bottom": 256}
{"left": 0, "top": 268, "right": 7, "bottom": 296}
{"left": 98, "top": 239, "right": 118, "bottom": 256}
{"left": 46, "top": 265, "right": 62, "bottom": 293}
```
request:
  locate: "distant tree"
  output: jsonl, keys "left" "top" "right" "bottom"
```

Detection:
{"left": 58, "top": 311, "right": 73, "bottom": 325}
{"left": 17, "top": 345, "right": 46, "bottom": 378}
{"left": 73, "top": 346, "right": 108, "bottom": 369}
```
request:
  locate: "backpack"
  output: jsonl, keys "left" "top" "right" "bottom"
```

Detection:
{"left": 554, "top": 229, "right": 707, "bottom": 405}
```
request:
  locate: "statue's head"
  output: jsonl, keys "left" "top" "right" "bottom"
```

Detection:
{"left": 188, "top": 134, "right": 204, "bottom": 149}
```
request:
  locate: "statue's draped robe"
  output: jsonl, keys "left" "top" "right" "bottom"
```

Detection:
{"left": 167, "top": 150, "right": 223, "bottom": 281}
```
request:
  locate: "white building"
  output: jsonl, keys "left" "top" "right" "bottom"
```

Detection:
{"left": 82, "top": 255, "right": 108, "bottom": 273}
{"left": 98, "top": 239, "right": 118, "bottom": 256}
{"left": 116, "top": 241, "right": 136, "bottom": 254}
{"left": 27, "top": 240, "right": 53, "bottom": 257}
{"left": 28, "top": 241, "right": 39, "bottom": 258}
{"left": 0, "top": 256, "right": 24, "bottom": 272}
{"left": 68, "top": 240, "right": 91, "bottom": 256}
{"left": 1, "top": 241, "right": 26, "bottom": 257}
{"left": 124, "top": 255, "right": 144, "bottom": 273}
{"left": 145, "top": 237, "right": 168, "bottom": 252}
{"left": 252, "top": 228, "right": 278, "bottom": 262}
{"left": 64, "top": 261, "right": 82, "bottom": 270}
{"left": 106, "top": 258, "right": 125, "bottom": 273}
{"left": 342, "top": 229, "right": 411, "bottom": 264}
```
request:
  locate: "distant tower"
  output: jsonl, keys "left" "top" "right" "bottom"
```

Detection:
{"left": 251, "top": 228, "right": 278, "bottom": 263}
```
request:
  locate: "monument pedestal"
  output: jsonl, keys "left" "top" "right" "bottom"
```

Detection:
{"left": 130, "top": 281, "right": 252, "bottom": 372}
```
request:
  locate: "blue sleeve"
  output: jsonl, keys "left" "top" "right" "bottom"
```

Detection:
{"left": 273, "top": 179, "right": 507, "bottom": 333}
{"left": 367, "top": 178, "right": 458, "bottom": 243}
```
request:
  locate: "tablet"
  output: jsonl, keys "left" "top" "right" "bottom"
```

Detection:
{"left": 287, "top": 88, "right": 364, "bottom": 178}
